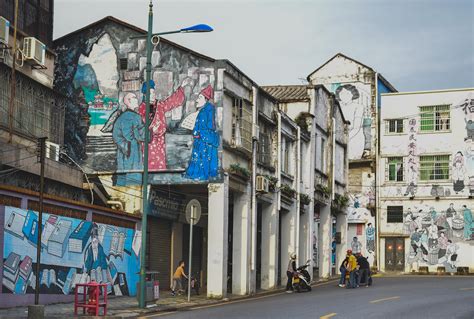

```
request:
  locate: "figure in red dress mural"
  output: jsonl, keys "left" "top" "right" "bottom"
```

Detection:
{"left": 139, "top": 78, "right": 193, "bottom": 171}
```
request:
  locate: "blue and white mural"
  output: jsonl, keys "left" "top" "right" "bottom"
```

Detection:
{"left": 2, "top": 207, "right": 140, "bottom": 296}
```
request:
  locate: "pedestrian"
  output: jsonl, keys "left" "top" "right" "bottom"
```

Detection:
{"left": 171, "top": 260, "right": 188, "bottom": 296}
{"left": 356, "top": 253, "right": 371, "bottom": 287}
{"left": 345, "top": 250, "right": 358, "bottom": 289}
{"left": 338, "top": 255, "right": 349, "bottom": 287}
{"left": 286, "top": 253, "right": 297, "bottom": 293}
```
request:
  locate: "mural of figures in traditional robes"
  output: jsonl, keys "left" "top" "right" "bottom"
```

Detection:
{"left": 184, "top": 85, "right": 219, "bottom": 180}
{"left": 112, "top": 93, "right": 145, "bottom": 186}
{"left": 138, "top": 78, "right": 194, "bottom": 171}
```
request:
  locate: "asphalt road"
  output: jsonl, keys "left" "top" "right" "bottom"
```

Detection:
{"left": 140, "top": 276, "right": 474, "bottom": 319}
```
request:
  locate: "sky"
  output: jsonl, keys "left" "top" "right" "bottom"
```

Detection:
{"left": 54, "top": 0, "right": 474, "bottom": 92}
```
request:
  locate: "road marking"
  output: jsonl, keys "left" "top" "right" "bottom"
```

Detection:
{"left": 320, "top": 313, "right": 337, "bottom": 319}
{"left": 138, "top": 280, "right": 339, "bottom": 318}
{"left": 460, "top": 287, "right": 474, "bottom": 291}
{"left": 370, "top": 296, "right": 400, "bottom": 304}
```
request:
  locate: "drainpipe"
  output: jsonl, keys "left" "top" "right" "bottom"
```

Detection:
{"left": 374, "top": 72, "right": 381, "bottom": 271}
{"left": 250, "top": 86, "right": 258, "bottom": 294}
{"left": 277, "top": 113, "right": 282, "bottom": 211}
{"left": 295, "top": 127, "right": 301, "bottom": 264}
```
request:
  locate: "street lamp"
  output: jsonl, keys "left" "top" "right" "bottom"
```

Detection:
{"left": 138, "top": 0, "right": 213, "bottom": 309}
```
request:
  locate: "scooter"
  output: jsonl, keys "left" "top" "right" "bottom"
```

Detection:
{"left": 292, "top": 260, "right": 312, "bottom": 292}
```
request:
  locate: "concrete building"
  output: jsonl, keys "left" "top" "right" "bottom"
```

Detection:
{"left": 307, "top": 53, "right": 397, "bottom": 267}
{"left": 263, "top": 85, "right": 350, "bottom": 278}
{"left": 52, "top": 16, "right": 350, "bottom": 299}
{"left": 0, "top": 4, "right": 143, "bottom": 307}
{"left": 379, "top": 88, "right": 474, "bottom": 273}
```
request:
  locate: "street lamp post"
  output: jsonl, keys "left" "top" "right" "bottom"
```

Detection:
{"left": 138, "top": 1, "right": 212, "bottom": 308}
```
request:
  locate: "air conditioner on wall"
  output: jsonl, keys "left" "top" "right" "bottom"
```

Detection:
{"left": 46, "top": 141, "right": 60, "bottom": 161}
{"left": 256, "top": 175, "right": 269, "bottom": 193}
{"left": 0, "top": 16, "right": 10, "bottom": 45}
{"left": 23, "top": 37, "right": 46, "bottom": 66}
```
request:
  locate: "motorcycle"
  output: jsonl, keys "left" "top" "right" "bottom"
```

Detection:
{"left": 292, "top": 260, "right": 312, "bottom": 292}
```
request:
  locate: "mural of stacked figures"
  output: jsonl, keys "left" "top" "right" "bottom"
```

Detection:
{"left": 2, "top": 207, "right": 140, "bottom": 296}
{"left": 57, "top": 29, "right": 223, "bottom": 186}
{"left": 404, "top": 204, "right": 473, "bottom": 272}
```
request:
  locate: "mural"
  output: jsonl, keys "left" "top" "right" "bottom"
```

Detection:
{"left": 2, "top": 207, "right": 140, "bottom": 296}
{"left": 55, "top": 25, "right": 223, "bottom": 188}
{"left": 405, "top": 203, "right": 473, "bottom": 272}
{"left": 332, "top": 83, "right": 372, "bottom": 159}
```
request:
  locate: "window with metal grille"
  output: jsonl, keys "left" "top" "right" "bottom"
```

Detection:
{"left": 419, "top": 105, "right": 450, "bottom": 132}
{"left": 385, "top": 119, "right": 404, "bottom": 134}
{"left": 387, "top": 206, "right": 403, "bottom": 223}
{"left": 258, "top": 124, "right": 272, "bottom": 166}
{"left": 420, "top": 155, "right": 450, "bottom": 181}
{"left": 387, "top": 157, "right": 404, "bottom": 182}
{"left": 231, "top": 97, "right": 252, "bottom": 152}
{"left": 120, "top": 58, "right": 128, "bottom": 70}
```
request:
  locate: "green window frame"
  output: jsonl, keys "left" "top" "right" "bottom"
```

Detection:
{"left": 419, "top": 155, "right": 450, "bottom": 181}
{"left": 388, "top": 157, "right": 404, "bottom": 182}
{"left": 419, "top": 105, "right": 451, "bottom": 132}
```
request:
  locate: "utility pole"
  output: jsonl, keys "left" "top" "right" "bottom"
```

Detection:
{"left": 34, "top": 137, "right": 47, "bottom": 305}
{"left": 139, "top": 0, "right": 153, "bottom": 309}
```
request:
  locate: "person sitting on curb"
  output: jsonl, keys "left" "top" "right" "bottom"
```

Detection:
{"left": 171, "top": 260, "right": 188, "bottom": 296}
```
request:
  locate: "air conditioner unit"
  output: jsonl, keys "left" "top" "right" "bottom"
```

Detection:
{"left": 256, "top": 175, "right": 269, "bottom": 193}
{"left": 0, "top": 16, "right": 9, "bottom": 45}
{"left": 46, "top": 141, "right": 60, "bottom": 161}
{"left": 23, "top": 37, "right": 46, "bottom": 66}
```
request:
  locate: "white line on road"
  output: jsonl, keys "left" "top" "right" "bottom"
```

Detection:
{"left": 370, "top": 296, "right": 400, "bottom": 304}
{"left": 138, "top": 280, "right": 338, "bottom": 318}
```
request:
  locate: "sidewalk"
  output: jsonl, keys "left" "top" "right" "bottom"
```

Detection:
{"left": 0, "top": 278, "right": 340, "bottom": 319}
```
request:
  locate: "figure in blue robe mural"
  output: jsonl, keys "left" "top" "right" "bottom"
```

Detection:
{"left": 112, "top": 93, "right": 145, "bottom": 186}
{"left": 185, "top": 85, "right": 219, "bottom": 180}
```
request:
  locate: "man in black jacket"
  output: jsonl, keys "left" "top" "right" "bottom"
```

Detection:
{"left": 356, "top": 253, "right": 371, "bottom": 287}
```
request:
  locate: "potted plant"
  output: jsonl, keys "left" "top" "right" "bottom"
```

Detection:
{"left": 228, "top": 163, "right": 250, "bottom": 181}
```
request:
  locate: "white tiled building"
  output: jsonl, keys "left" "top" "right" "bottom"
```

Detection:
{"left": 379, "top": 88, "right": 474, "bottom": 273}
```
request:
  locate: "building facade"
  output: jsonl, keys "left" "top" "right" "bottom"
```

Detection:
{"left": 0, "top": 5, "right": 142, "bottom": 307}
{"left": 52, "top": 17, "right": 350, "bottom": 299}
{"left": 307, "top": 53, "right": 396, "bottom": 267}
{"left": 379, "top": 88, "right": 474, "bottom": 273}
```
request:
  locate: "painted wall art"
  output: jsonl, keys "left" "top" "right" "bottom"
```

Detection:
{"left": 405, "top": 203, "right": 473, "bottom": 272}
{"left": 55, "top": 23, "right": 223, "bottom": 187}
{"left": 2, "top": 207, "right": 140, "bottom": 296}
{"left": 331, "top": 82, "right": 372, "bottom": 159}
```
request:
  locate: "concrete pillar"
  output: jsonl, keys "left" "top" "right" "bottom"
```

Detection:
{"left": 318, "top": 205, "right": 332, "bottom": 279}
{"left": 232, "top": 188, "right": 251, "bottom": 295}
{"left": 260, "top": 198, "right": 279, "bottom": 290}
{"left": 280, "top": 205, "right": 297, "bottom": 282}
{"left": 207, "top": 178, "right": 229, "bottom": 298}
{"left": 171, "top": 222, "right": 183, "bottom": 283}
{"left": 299, "top": 210, "right": 310, "bottom": 267}
{"left": 335, "top": 212, "right": 348, "bottom": 274}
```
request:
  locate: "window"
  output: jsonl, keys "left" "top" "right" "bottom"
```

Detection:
{"left": 231, "top": 97, "right": 252, "bottom": 152}
{"left": 320, "top": 137, "right": 326, "bottom": 172}
{"left": 258, "top": 124, "right": 272, "bottom": 166}
{"left": 387, "top": 157, "right": 404, "bottom": 182}
{"left": 419, "top": 105, "right": 451, "bottom": 132}
{"left": 385, "top": 119, "right": 404, "bottom": 134}
{"left": 282, "top": 137, "right": 291, "bottom": 175}
{"left": 387, "top": 206, "right": 403, "bottom": 223}
{"left": 420, "top": 155, "right": 450, "bottom": 181}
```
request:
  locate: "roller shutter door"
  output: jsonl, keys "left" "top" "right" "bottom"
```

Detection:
{"left": 148, "top": 217, "right": 172, "bottom": 290}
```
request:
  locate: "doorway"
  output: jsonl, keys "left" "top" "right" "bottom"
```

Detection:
{"left": 385, "top": 238, "right": 405, "bottom": 271}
